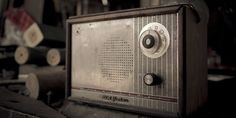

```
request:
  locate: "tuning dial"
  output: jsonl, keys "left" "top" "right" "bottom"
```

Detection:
{"left": 143, "top": 73, "right": 162, "bottom": 86}
{"left": 139, "top": 22, "right": 170, "bottom": 58}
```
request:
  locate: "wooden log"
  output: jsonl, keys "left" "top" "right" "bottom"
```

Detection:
{"left": 23, "top": 24, "right": 65, "bottom": 48}
{"left": 19, "top": 65, "right": 65, "bottom": 74}
{"left": 46, "top": 48, "right": 65, "bottom": 66}
{"left": 25, "top": 70, "right": 65, "bottom": 101}
{"left": 14, "top": 46, "right": 48, "bottom": 65}
{"left": 38, "top": 25, "right": 65, "bottom": 47}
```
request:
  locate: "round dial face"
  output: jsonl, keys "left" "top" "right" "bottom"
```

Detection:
{"left": 139, "top": 22, "right": 170, "bottom": 58}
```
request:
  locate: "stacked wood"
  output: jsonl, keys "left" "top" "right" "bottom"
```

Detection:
{"left": 4, "top": 7, "right": 65, "bottom": 48}
{"left": 14, "top": 46, "right": 49, "bottom": 65}
{"left": 24, "top": 69, "right": 65, "bottom": 102}
{"left": 2, "top": 1, "right": 66, "bottom": 106}
{"left": 18, "top": 65, "right": 65, "bottom": 74}
{"left": 46, "top": 48, "right": 65, "bottom": 66}
{"left": 23, "top": 24, "right": 65, "bottom": 48}
{"left": 37, "top": 25, "right": 65, "bottom": 48}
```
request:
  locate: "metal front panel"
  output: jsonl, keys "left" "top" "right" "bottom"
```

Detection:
{"left": 71, "top": 13, "right": 180, "bottom": 114}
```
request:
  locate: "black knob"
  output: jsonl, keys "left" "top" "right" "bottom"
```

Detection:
{"left": 142, "top": 35, "right": 155, "bottom": 49}
{"left": 143, "top": 73, "right": 162, "bottom": 86}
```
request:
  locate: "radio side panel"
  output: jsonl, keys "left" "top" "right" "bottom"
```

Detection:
{"left": 184, "top": 8, "right": 208, "bottom": 115}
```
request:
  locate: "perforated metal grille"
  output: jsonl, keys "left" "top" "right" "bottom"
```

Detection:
{"left": 99, "top": 39, "right": 133, "bottom": 83}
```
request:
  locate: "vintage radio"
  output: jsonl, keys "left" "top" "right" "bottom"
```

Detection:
{"left": 66, "top": 3, "right": 208, "bottom": 117}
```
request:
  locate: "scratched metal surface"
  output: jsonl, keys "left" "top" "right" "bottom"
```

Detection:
{"left": 71, "top": 13, "right": 180, "bottom": 114}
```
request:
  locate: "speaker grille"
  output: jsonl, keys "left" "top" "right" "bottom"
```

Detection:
{"left": 99, "top": 39, "right": 133, "bottom": 83}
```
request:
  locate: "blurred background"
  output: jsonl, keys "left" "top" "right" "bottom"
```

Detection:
{"left": 0, "top": 0, "right": 236, "bottom": 118}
